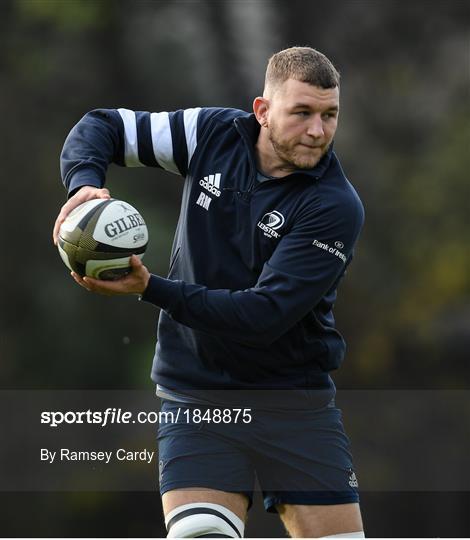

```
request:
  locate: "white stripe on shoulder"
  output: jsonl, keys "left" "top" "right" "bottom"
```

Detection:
{"left": 183, "top": 107, "right": 201, "bottom": 167}
{"left": 117, "top": 108, "right": 144, "bottom": 167}
{"left": 150, "top": 112, "right": 179, "bottom": 175}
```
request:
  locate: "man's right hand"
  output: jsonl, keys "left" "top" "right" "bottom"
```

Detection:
{"left": 52, "top": 186, "right": 111, "bottom": 245}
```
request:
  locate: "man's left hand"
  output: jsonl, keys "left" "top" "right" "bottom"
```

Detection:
{"left": 71, "top": 254, "right": 151, "bottom": 296}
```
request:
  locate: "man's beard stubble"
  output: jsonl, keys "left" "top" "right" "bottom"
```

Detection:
{"left": 268, "top": 124, "right": 328, "bottom": 171}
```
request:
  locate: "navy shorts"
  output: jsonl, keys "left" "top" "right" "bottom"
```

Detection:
{"left": 157, "top": 399, "right": 359, "bottom": 513}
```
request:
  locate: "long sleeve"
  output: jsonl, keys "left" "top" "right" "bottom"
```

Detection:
{"left": 60, "top": 107, "right": 203, "bottom": 195}
{"left": 141, "top": 196, "right": 364, "bottom": 347}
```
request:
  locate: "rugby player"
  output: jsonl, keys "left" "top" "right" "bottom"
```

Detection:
{"left": 53, "top": 47, "right": 365, "bottom": 538}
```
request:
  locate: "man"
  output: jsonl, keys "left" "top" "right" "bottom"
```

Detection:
{"left": 53, "top": 47, "right": 365, "bottom": 538}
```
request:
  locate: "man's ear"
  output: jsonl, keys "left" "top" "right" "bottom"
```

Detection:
{"left": 253, "top": 96, "right": 269, "bottom": 128}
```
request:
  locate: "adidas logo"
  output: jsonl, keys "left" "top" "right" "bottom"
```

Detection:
{"left": 348, "top": 470, "right": 359, "bottom": 488}
{"left": 199, "top": 173, "right": 222, "bottom": 197}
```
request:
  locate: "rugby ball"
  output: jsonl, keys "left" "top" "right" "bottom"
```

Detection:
{"left": 58, "top": 199, "right": 148, "bottom": 280}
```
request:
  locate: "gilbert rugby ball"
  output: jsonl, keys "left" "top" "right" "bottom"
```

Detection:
{"left": 58, "top": 199, "right": 148, "bottom": 280}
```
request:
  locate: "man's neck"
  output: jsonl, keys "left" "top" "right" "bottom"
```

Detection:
{"left": 254, "top": 129, "right": 296, "bottom": 178}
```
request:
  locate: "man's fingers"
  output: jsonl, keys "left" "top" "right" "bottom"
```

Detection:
{"left": 53, "top": 186, "right": 112, "bottom": 246}
{"left": 53, "top": 205, "right": 72, "bottom": 244}
{"left": 82, "top": 276, "right": 101, "bottom": 291}
{"left": 53, "top": 203, "right": 76, "bottom": 245}
{"left": 82, "top": 276, "right": 127, "bottom": 296}
{"left": 130, "top": 254, "right": 143, "bottom": 268}
{"left": 71, "top": 272, "right": 116, "bottom": 295}
{"left": 98, "top": 188, "right": 111, "bottom": 198}
{"left": 53, "top": 217, "right": 63, "bottom": 245}
{"left": 70, "top": 256, "right": 149, "bottom": 296}
{"left": 71, "top": 272, "right": 91, "bottom": 291}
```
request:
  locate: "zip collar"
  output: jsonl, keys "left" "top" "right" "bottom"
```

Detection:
{"left": 234, "top": 113, "right": 334, "bottom": 182}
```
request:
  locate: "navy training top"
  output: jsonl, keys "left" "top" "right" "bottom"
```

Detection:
{"left": 60, "top": 106, "right": 365, "bottom": 408}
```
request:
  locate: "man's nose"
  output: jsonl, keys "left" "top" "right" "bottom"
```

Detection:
{"left": 306, "top": 115, "right": 324, "bottom": 138}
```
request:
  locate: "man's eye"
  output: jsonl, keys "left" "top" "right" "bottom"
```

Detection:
{"left": 295, "top": 111, "right": 309, "bottom": 117}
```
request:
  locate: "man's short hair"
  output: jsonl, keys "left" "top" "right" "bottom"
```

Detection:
{"left": 265, "top": 46, "right": 340, "bottom": 95}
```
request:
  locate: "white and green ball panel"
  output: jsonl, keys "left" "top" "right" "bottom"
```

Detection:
{"left": 58, "top": 198, "right": 148, "bottom": 280}
{"left": 59, "top": 199, "right": 109, "bottom": 250}
{"left": 59, "top": 199, "right": 148, "bottom": 252}
{"left": 59, "top": 199, "right": 108, "bottom": 246}
{"left": 58, "top": 238, "right": 146, "bottom": 279}
{"left": 92, "top": 200, "right": 148, "bottom": 249}
{"left": 86, "top": 254, "right": 145, "bottom": 280}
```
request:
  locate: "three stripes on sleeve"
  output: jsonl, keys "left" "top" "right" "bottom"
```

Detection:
{"left": 117, "top": 107, "right": 201, "bottom": 177}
